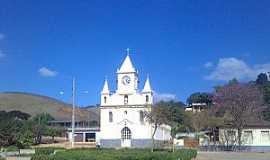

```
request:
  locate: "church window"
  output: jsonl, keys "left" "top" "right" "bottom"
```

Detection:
{"left": 139, "top": 111, "right": 144, "bottom": 123}
{"left": 124, "top": 95, "right": 128, "bottom": 104}
{"left": 124, "top": 111, "right": 127, "bottom": 115}
{"left": 109, "top": 111, "right": 113, "bottom": 122}
{"left": 146, "top": 95, "right": 149, "bottom": 103}
{"left": 121, "top": 127, "right": 131, "bottom": 140}
{"left": 104, "top": 96, "right": 107, "bottom": 104}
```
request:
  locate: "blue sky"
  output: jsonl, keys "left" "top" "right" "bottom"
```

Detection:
{"left": 0, "top": 0, "right": 270, "bottom": 106}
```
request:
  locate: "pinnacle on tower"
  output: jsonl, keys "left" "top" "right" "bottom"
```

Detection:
{"left": 142, "top": 75, "right": 152, "bottom": 93}
{"left": 101, "top": 79, "right": 110, "bottom": 94}
{"left": 118, "top": 49, "right": 136, "bottom": 73}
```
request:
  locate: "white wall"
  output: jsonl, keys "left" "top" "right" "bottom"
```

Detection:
{"left": 154, "top": 125, "right": 171, "bottom": 141}
{"left": 101, "top": 92, "right": 153, "bottom": 106}
{"left": 219, "top": 128, "right": 270, "bottom": 146}
{"left": 100, "top": 106, "right": 153, "bottom": 139}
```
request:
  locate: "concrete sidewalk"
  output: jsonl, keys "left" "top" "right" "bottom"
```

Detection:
{"left": 196, "top": 152, "right": 270, "bottom": 160}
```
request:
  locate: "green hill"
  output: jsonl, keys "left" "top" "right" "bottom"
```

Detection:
{"left": 0, "top": 92, "right": 99, "bottom": 122}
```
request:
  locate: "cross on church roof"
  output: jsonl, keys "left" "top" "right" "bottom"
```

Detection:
{"left": 126, "top": 48, "right": 130, "bottom": 55}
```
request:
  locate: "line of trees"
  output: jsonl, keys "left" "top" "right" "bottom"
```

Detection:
{"left": 0, "top": 111, "right": 64, "bottom": 149}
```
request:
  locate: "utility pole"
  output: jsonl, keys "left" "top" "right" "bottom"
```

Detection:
{"left": 71, "top": 77, "right": 76, "bottom": 148}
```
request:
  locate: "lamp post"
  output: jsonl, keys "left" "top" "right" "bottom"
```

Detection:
{"left": 59, "top": 77, "right": 89, "bottom": 148}
{"left": 71, "top": 77, "right": 76, "bottom": 148}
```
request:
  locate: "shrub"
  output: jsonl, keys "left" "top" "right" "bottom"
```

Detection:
{"left": 51, "top": 149, "right": 197, "bottom": 160}
{"left": 5, "top": 145, "right": 18, "bottom": 152}
{"left": 31, "top": 155, "right": 54, "bottom": 160}
{"left": 35, "top": 148, "right": 55, "bottom": 155}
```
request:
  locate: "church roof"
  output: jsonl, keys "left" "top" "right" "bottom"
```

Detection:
{"left": 101, "top": 79, "right": 110, "bottom": 94}
{"left": 142, "top": 76, "right": 152, "bottom": 93}
{"left": 118, "top": 54, "right": 136, "bottom": 73}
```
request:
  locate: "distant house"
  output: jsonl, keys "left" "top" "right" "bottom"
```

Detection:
{"left": 219, "top": 120, "right": 270, "bottom": 152}
{"left": 185, "top": 103, "right": 208, "bottom": 113}
{"left": 49, "top": 120, "right": 100, "bottom": 143}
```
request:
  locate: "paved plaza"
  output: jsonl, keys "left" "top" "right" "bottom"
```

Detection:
{"left": 197, "top": 152, "right": 270, "bottom": 160}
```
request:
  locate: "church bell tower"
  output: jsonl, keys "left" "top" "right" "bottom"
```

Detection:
{"left": 116, "top": 49, "right": 138, "bottom": 94}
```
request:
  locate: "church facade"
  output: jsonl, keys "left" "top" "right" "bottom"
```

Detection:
{"left": 99, "top": 53, "right": 171, "bottom": 148}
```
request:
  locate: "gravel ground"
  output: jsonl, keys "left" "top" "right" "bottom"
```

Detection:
{"left": 196, "top": 152, "right": 270, "bottom": 160}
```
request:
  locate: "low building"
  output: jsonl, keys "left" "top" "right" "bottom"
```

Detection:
{"left": 219, "top": 120, "right": 270, "bottom": 152}
{"left": 49, "top": 120, "right": 101, "bottom": 143}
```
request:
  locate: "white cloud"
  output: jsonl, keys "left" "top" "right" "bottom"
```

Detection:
{"left": 38, "top": 67, "right": 58, "bottom": 77}
{"left": 153, "top": 92, "right": 177, "bottom": 103}
{"left": 205, "top": 57, "right": 270, "bottom": 81}
{"left": 204, "top": 62, "right": 213, "bottom": 68}
{"left": 0, "top": 50, "right": 6, "bottom": 58}
{"left": 0, "top": 33, "right": 5, "bottom": 40}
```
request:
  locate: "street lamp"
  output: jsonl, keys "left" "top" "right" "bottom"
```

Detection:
{"left": 59, "top": 77, "right": 88, "bottom": 148}
{"left": 71, "top": 77, "right": 75, "bottom": 148}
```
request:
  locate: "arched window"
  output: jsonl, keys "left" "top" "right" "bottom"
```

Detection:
{"left": 109, "top": 111, "right": 113, "bottom": 122}
{"left": 124, "top": 111, "right": 127, "bottom": 115}
{"left": 121, "top": 127, "right": 131, "bottom": 140}
{"left": 104, "top": 96, "right": 107, "bottom": 104}
{"left": 139, "top": 111, "right": 144, "bottom": 123}
{"left": 124, "top": 95, "right": 128, "bottom": 104}
{"left": 146, "top": 95, "right": 149, "bottom": 103}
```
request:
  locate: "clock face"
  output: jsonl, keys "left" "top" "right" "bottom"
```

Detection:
{"left": 122, "top": 76, "right": 131, "bottom": 85}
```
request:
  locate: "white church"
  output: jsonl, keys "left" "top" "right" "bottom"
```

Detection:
{"left": 99, "top": 52, "right": 171, "bottom": 148}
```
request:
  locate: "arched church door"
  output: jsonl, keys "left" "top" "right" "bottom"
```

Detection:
{"left": 121, "top": 127, "right": 131, "bottom": 147}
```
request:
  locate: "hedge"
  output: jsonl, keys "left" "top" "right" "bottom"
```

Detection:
{"left": 35, "top": 148, "right": 55, "bottom": 155}
{"left": 31, "top": 148, "right": 197, "bottom": 160}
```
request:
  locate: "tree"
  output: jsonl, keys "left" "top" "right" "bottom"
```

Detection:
{"left": 228, "top": 78, "right": 239, "bottom": 85}
{"left": 145, "top": 101, "right": 186, "bottom": 152}
{"left": 256, "top": 73, "right": 268, "bottom": 85}
{"left": 16, "top": 121, "right": 35, "bottom": 148}
{"left": 254, "top": 73, "right": 270, "bottom": 121}
{"left": 32, "top": 113, "right": 55, "bottom": 144}
{"left": 187, "top": 92, "right": 213, "bottom": 106}
{"left": 144, "top": 103, "right": 169, "bottom": 152}
{"left": 8, "top": 110, "right": 31, "bottom": 120}
{"left": 189, "top": 111, "right": 208, "bottom": 136}
{"left": 44, "top": 127, "right": 64, "bottom": 142}
{"left": 212, "top": 83, "right": 264, "bottom": 150}
{"left": 0, "top": 111, "right": 30, "bottom": 147}
{"left": 33, "top": 113, "right": 54, "bottom": 125}
{"left": 166, "top": 101, "right": 185, "bottom": 152}
{"left": 0, "top": 118, "right": 22, "bottom": 146}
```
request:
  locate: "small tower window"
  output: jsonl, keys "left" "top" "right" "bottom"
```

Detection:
{"left": 140, "top": 111, "right": 144, "bottom": 123}
{"left": 124, "top": 95, "right": 128, "bottom": 104}
{"left": 109, "top": 111, "right": 113, "bottom": 122}
{"left": 146, "top": 95, "right": 149, "bottom": 103}
{"left": 104, "top": 96, "right": 107, "bottom": 104}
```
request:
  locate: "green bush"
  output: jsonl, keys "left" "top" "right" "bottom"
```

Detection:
{"left": 35, "top": 148, "right": 55, "bottom": 155}
{"left": 52, "top": 149, "right": 197, "bottom": 160}
{"left": 31, "top": 155, "right": 54, "bottom": 160}
{"left": 5, "top": 145, "right": 18, "bottom": 152}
